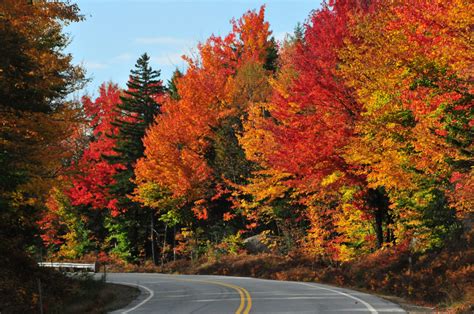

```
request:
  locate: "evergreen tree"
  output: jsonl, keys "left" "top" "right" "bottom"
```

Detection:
{"left": 167, "top": 68, "right": 182, "bottom": 101}
{"left": 106, "top": 53, "right": 164, "bottom": 262}
{"left": 264, "top": 37, "right": 279, "bottom": 72}
{"left": 293, "top": 22, "right": 304, "bottom": 42}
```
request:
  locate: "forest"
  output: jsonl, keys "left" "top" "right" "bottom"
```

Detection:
{"left": 0, "top": 0, "right": 472, "bottom": 312}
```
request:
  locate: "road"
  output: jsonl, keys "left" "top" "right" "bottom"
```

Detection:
{"left": 105, "top": 273, "right": 405, "bottom": 314}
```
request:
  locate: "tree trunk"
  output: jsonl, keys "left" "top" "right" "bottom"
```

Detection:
{"left": 173, "top": 225, "right": 176, "bottom": 262}
{"left": 374, "top": 208, "right": 384, "bottom": 249}
{"left": 367, "top": 188, "right": 391, "bottom": 249}
{"left": 150, "top": 212, "right": 156, "bottom": 265}
{"left": 161, "top": 224, "right": 168, "bottom": 267}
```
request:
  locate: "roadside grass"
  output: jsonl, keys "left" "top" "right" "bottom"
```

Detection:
{"left": 0, "top": 245, "right": 139, "bottom": 314}
{"left": 52, "top": 274, "right": 140, "bottom": 314}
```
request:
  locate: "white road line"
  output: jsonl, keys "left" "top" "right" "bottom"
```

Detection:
{"left": 295, "top": 282, "right": 378, "bottom": 314}
{"left": 111, "top": 281, "right": 154, "bottom": 313}
{"left": 192, "top": 298, "right": 241, "bottom": 302}
{"left": 152, "top": 289, "right": 185, "bottom": 293}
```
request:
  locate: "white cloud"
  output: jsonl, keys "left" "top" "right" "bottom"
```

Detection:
{"left": 152, "top": 52, "right": 186, "bottom": 67}
{"left": 111, "top": 53, "right": 133, "bottom": 62}
{"left": 83, "top": 61, "right": 108, "bottom": 70}
{"left": 135, "top": 36, "right": 191, "bottom": 46}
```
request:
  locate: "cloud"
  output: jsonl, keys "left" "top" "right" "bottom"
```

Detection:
{"left": 111, "top": 53, "right": 133, "bottom": 62}
{"left": 83, "top": 61, "right": 108, "bottom": 70}
{"left": 135, "top": 36, "right": 191, "bottom": 46}
{"left": 152, "top": 52, "right": 186, "bottom": 67}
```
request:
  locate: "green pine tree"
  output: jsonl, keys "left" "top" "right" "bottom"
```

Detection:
{"left": 264, "top": 37, "right": 279, "bottom": 72}
{"left": 167, "top": 68, "right": 182, "bottom": 101}
{"left": 106, "top": 53, "right": 164, "bottom": 262}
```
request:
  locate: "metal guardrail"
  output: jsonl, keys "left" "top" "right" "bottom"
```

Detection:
{"left": 38, "top": 262, "right": 97, "bottom": 273}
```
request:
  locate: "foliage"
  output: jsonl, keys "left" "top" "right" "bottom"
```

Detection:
{"left": 105, "top": 53, "right": 165, "bottom": 261}
{"left": 0, "top": 0, "right": 87, "bottom": 310}
{"left": 69, "top": 83, "right": 124, "bottom": 216}
{"left": 1, "top": 2, "right": 468, "bottom": 307}
{"left": 339, "top": 0, "right": 472, "bottom": 250}
{"left": 134, "top": 6, "right": 276, "bottom": 240}
{"left": 38, "top": 188, "right": 92, "bottom": 259}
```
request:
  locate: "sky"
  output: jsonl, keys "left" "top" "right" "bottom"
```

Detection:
{"left": 66, "top": 0, "right": 321, "bottom": 98}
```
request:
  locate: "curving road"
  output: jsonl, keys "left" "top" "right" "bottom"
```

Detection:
{"left": 106, "top": 273, "right": 405, "bottom": 314}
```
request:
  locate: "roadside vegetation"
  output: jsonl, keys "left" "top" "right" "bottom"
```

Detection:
{"left": 1, "top": 0, "right": 472, "bottom": 312}
{"left": 0, "top": 244, "right": 138, "bottom": 313}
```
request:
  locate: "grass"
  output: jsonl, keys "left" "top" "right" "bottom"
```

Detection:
{"left": 0, "top": 251, "right": 139, "bottom": 314}
{"left": 53, "top": 274, "right": 140, "bottom": 314}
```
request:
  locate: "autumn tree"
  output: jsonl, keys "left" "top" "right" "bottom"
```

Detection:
{"left": 0, "top": 0, "right": 85, "bottom": 254}
{"left": 241, "top": 1, "right": 384, "bottom": 260}
{"left": 58, "top": 83, "right": 123, "bottom": 252}
{"left": 0, "top": 0, "right": 85, "bottom": 310}
{"left": 135, "top": 7, "right": 277, "bottom": 258}
{"left": 69, "top": 83, "right": 124, "bottom": 214}
{"left": 339, "top": 0, "right": 472, "bottom": 251}
{"left": 236, "top": 26, "right": 306, "bottom": 251}
{"left": 38, "top": 188, "right": 92, "bottom": 259}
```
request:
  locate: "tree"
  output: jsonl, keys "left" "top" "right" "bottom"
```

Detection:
{"left": 69, "top": 83, "right": 124, "bottom": 216}
{"left": 0, "top": 0, "right": 85, "bottom": 310}
{"left": 339, "top": 0, "right": 472, "bottom": 250}
{"left": 46, "top": 82, "right": 125, "bottom": 253}
{"left": 38, "top": 188, "right": 92, "bottom": 259}
{"left": 245, "top": 1, "right": 381, "bottom": 259}
{"left": 167, "top": 69, "right": 183, "bottom": 101}
{"left": 236, "top": 29, "right": 305, "bottom": 250}
{"left": 0, "top": 0, "right": 85, "bottom": 253}
{"left": 135, "top": 7, "right": 277, "bottom": 259}
{"left": 136, "top": 8, "right": 274, "bottom": 204}
{"left": 106, "top": 53, "right": 165, "bottom": 262}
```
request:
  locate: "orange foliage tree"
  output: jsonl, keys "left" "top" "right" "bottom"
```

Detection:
{"left": 242, "top": 1, "right": 381, "bottom": 260}
{"left": 340, "top": 0, "right": 473, "bottom": 250}
{"left": 134, "top": 7, "right": 276, "bottom": 237}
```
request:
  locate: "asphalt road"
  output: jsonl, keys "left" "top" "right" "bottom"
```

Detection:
{"left": 106, "top": 273, "right": 406, "bottom": 314}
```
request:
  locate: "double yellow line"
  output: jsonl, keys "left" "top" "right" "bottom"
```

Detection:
{"left": 205, "top": 280, "right": 252, "bottom": 314}
{"left": 166, "top": 276, "right": 252, "bottom": 314}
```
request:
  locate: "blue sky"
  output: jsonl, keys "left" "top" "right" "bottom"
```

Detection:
{"left": 66, "top": 0, "right": 321, "bottom": 97}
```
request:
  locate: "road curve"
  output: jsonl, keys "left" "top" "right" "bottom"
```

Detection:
{"left": 106, "top": 273, "right": 405, "bottom": 314}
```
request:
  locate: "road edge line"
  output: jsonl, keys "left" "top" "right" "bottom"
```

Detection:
{"left": 295, "top": 282, "right": 378, "bottom": 314}
{"left": 111, "top": 281, "right": 154, "bottom": 313}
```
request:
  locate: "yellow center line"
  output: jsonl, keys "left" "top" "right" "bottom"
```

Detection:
{"left": 205, "top": 281, "right": 246, "bottom": 314}
{"left": 241, "top": 284, "right": 252, "bottom": 314}
{"left": 163, "top": 276, "right": 252, "bottom": 314}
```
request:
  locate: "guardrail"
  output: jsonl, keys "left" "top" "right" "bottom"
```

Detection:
{"left": 38, "top": 262, "right": 97, "bottom": 273}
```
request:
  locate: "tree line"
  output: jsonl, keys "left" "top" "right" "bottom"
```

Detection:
{"left": 1, "top": 0, "right": 472, "bottom": 270}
